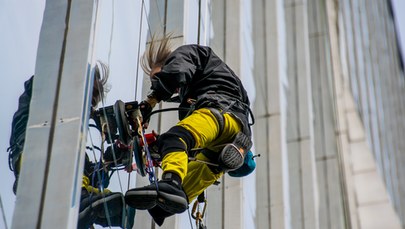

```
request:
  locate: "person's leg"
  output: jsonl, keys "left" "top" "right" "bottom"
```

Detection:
{"left": 79, "top": 156, "right": 125, "bottom": 229}
{"left": 78, "top": 175, "right": 125, "bottom": 229}
{"left": 125, "top": 108, "right": 242, "bottom": 214}
{"left": 182, "top": 153, "right": 223, "bottom": 202}
{"left": 125, "top": 108, "right": 221, "bottom": 213}
{"left": 182, "top": 112, "right": 243, "bottom": 202}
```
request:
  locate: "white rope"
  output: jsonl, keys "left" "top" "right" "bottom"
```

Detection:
{"left": 107, "top": 0, "right": 115, "bottom": 67}
{"left": 134, "top": 0, "right": 146, "bottom": 99}
{"left": 0, "top": 195, "right": 8, "bottom": 229}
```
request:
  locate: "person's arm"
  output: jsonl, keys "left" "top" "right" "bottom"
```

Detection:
{"left": 139, "top": 90, "right": 160, "bottom": 127}
{"left": 145, "top": 95, "right": 159, "bottom": 108}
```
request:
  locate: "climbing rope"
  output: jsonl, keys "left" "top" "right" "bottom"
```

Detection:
{"left": 86, "top": 1, "right": 216, "bottom": 228}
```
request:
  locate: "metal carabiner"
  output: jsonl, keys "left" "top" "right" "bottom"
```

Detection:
{"left": 191, "top": 198, "right": 207, "bottom": 228}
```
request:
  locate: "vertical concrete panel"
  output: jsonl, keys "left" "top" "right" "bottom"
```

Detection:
{"left": 350, "top": 0, "right": 367, "bottom": 121}
{"left": 326, "top": 158, "right": 345, "bottom": 229}
{"left": 269, "top": 115, "right": 289, "bottom": 229}
{"left": 285, "top": 1, "right": 318, "bottom": 229}
{"left": 300, "top": 139, "right": 319, "bottom": 229}
{"left": 264, "top": 0, "right": 290, "bottom": 228}
{"left": 148, "top": 0, "right": 165, "bottom": 34}
{"left": 365, "top": 0, "right": 393, "bottom": 199}
{"left": 331, "top": 0, "right": 404, "bottom": 227}
{"left": 265, "top": 1, "right": 285, "bottom": 115}
{"left": 41, "top": 1, "right": 96, "bottom": 227}
{"left": 285, "top": 4, "right": 299, "bottom": 142}
{"left": 12, "top": 0, "right": 96, "bottom": 228}
{"left": 208, "top": 0, "right": 225, "bottom": 58}
{"left": 287, "top": 141, "right": 303, "bottom": 229}
{"left": 378, "top": 1, "right": 405, "bottom": 224}
{"left": 166, "top": 0, "right": 184, "bottom": 35}
{"left": 358, "top": 0, "right": 382, "bottom": 171}
{"left": 340, "top": 0, "right": 361, "bottom": 109}
{"left": 316, "top": 160, "right": 329, "bottom": 227}
{"left": 222, "top": 1, "right": 244, "bottom": 228}
{"left": 223, "top": 177, "right": 244, "bottom": 229}
{"left": 251, "top": 0, "right": 271, "bottom": 227}
{"left": 12, "top": 0, "right": 68, "bottom": 227}
{"left": 205, "top": 3, "right": 226, "bottom": 227}
{"left": 205, "top": 183, "right": 224, "bottom": 228}
{"left": 294, "top": 4, "right": 312, "bottom": 140}
{"left": 308, "top": 0, "right": 348, "bottom": 228}
{"left": 224, "top": 0, "right": 240, "bottom": 75}
{"left": 254, "top": 117, "right": 271, "bottom": 229}
{"left": 368, "top": 1, "right": 401, "bottom": 210}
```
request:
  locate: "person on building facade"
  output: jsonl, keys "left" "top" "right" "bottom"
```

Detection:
{"left": 124, "top": 35, "right": 255, "bottom": 226}
{"left": 7, "top": 62, "right": 131, "bottom": 229}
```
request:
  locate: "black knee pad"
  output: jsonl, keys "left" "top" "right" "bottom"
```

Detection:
{"left": 158, "top": 126, "right": 196, "bottom": 158}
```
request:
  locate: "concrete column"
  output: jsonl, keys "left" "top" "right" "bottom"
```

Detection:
{"left": 327, "top": 0, "right": 403, "bottom": 228}
{"left": 252, "top": 0, "right": 290, "bottom": 228}
{"left": 12, "top": 0, "right": 97, "bottom": 228}
{"left": 379, "top": 1, "right": 405, "bottom": 225}
{"left": 283, "top": 0, "right": 320, "bottom": 229}
{"left": 307, "top": 0, "right": 346, "bottom": 228}
{"left": 221, "top": 1, "right": 244, "bottom": 228}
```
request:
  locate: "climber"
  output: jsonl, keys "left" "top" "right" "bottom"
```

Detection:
{"left": 125, "top": 34, "right": 254, "bottom": 226}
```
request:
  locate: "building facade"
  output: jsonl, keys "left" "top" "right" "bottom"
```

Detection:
{"left": 10, "top": 0, "right": 405, "bottom": 228}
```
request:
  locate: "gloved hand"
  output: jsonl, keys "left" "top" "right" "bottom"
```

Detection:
{"left": 103, "top": 141, "right": 130, "bottom": 168}
{"left": 139, "top": 100, "right": 153, "bottom": 125}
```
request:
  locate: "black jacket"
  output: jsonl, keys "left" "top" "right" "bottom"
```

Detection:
{"left": 150, "top": 45, "right": 251, "bottom": 132}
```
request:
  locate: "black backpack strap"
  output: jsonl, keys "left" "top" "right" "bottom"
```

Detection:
{"left": 206, "top": 108, "right": 225, "bottom": 137}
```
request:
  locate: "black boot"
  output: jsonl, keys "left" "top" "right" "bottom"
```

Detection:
{"left": 78, "top": 189, "right": 125, "bottom": 229}
{"left": 125, "top": 172, "right": 188, "bottom": 214}
{"left": 148, "top": 205, "right": 174, "bottom": 226}
{"left": 219, "top": 132, "right": 252, "bottom": 171}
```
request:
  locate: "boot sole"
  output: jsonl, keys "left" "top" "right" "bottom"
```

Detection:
{"left": 220, "top": 132, "right": 252, "bottom": 170}
{"left": 78, "top": 193, "right": 123, "bottom": 226}
{"left": 220, "top": 144, "right": 244, "bottom": 170}
{"left": 125, "top": 190, "right": 158, "bottom": 210}
{"left": 157, "top": 191, "right": 188, "bottom": 214}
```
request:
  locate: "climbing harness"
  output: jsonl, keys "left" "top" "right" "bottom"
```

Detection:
{"left": 95, "top": 99, "right": 260, "bottom": 179}
{"left": 93, "top": 91, "right": 259, "bottom": 229}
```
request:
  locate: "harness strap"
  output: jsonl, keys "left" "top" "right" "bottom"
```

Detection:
{"left": 206, "top": 108, "right": 225, "bottom": 137}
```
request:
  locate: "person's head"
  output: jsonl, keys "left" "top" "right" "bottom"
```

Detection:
{"left": 92, "top": 61, "right": 110, "bottom": 108}
{"left": 141, "top": 34, "right": 173, "bottom": 78}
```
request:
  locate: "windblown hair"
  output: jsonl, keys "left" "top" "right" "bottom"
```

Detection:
{"left": 141, "top": 34, "right": 173, "bottom": 76}
{"left": 93, "top": 60, "right": 111, "bottom": 107}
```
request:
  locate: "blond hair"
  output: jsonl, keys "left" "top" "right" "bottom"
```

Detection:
{"left": 141, "top": 34, "right": 173, "bottom": 76}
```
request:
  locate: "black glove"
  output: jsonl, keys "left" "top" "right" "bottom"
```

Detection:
{"left": 139, "top": 100, "right": 153, "bottom": 124}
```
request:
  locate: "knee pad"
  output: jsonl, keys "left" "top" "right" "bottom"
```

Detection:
{"left": 158, "top": 126, "right": 195, "bottom": 158}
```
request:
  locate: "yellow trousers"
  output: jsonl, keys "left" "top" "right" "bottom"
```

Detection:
{"left": 161, "top": 108, "right": 242, "bottom": 202}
